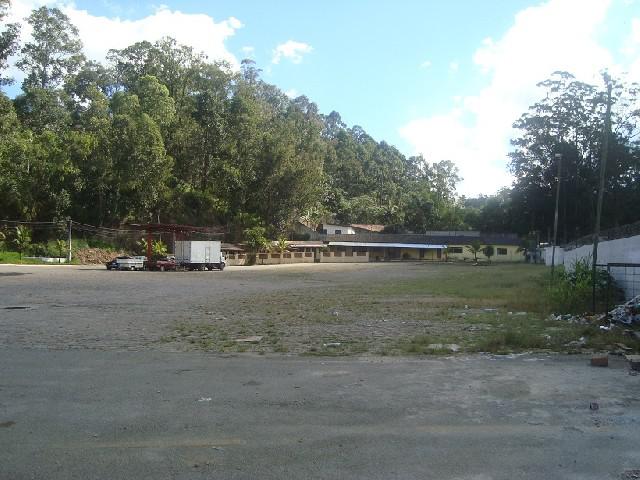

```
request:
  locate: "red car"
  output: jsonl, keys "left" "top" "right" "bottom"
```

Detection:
{"left": 145, "top": 256, "right": 177, "bottom": 271}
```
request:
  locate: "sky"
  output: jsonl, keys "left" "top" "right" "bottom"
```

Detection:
{"left": 3, "top": 0, "right": 640, "bottom": 196}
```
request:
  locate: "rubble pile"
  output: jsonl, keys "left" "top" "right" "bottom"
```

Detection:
{"left": 549, "top": 295, "right": 640, "bottom": 328}
{"left": 608, "top": 295, "right": 640, "bottom": 326}
{"left": 74, "top": 248, "right": 127, "bottom": 265}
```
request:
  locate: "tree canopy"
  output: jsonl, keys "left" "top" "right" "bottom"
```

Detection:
{"left": 1, "top": 4, "right": 638, "bottom": 243}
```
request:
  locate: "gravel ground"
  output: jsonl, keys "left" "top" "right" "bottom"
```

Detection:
{"left": 0, "top": 263, "right": 483, "bottom": 353}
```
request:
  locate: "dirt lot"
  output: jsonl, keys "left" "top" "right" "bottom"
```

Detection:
{"left": 1, "top": 262, "right": 635, "bottom": 355}
{"left": 2, "top": 263, "right": 640, "bottom": 479}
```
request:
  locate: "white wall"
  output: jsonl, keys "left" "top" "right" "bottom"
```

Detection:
{"left": 322, "top": 224, "right": 355, "bottom": 235}
{"left": 559, "top": 235, "right": 640, "bottom": 299}
{"left": 543, "top": 247, "right": 564, "bottom": 266}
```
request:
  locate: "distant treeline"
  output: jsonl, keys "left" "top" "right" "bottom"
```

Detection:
{"left": 0, "top": 3, "right": 638, "bottom": 242}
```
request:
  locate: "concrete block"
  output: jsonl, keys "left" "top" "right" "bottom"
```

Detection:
{"left": 591, "top": 355, "right": 609, "bottom": 367}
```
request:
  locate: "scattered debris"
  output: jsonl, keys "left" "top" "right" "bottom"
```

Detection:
{"left": 620, "top": 469, "right": 640, "bottom": 479}
{"left": 626, "top": 355, "right": 640, "bottom": 372}
{"left": 591, "top": 355, "right": 609, "bottom": 367}
{"left": 589, "top": 402, "right": 599, "bottom": 411}
{"left": 323, "top": 342, "right": 341, "bottom": 348}
{"left": 483, "top": 308, "right": 498, "bottom": 313}
{"left": 549, "top": 313, "right": 593, "bottom": 325}
{"left": 234, "top": 336, "right": 263, "bottom": 344}
{"left": 615, "top": 343, "right": 632, "bottom": 352}
{"left": 608, "top": 295, "right": 640, "bottom": 325}
{"left": 427, "top": 343, "right": 460, "bottom": 352}
{"left": 197, "top": 397, "right": 212, "bottom": 402}
{"left": 565, "top": 337, "right": 587, "bottom": 348}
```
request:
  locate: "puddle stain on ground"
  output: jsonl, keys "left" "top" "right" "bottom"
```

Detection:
{"left": 0, "top": 421, "right": 16, "bottom": 428}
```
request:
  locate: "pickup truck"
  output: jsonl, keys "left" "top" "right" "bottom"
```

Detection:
{"left": 115, "top": 256, "right": 146, "bottom": 271}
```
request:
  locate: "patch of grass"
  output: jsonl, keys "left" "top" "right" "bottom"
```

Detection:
{"left": 369, "top": 264, "right": 549, "bottom": 313}
{"left": 472, "top": 329, "right": 547, "bottom": 354}
{"left": 398, "top": 334, "right": 432, "bottom": 354}
{"left": 0, "top": 251, "right": 45, "bottom": 264}
{"left": 580, "top": 325, "right": 640, "bottom": 352}
{"left": 163, "top": 264, "right": 630, "bottom": 357}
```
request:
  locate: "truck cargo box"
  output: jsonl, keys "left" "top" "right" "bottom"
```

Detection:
{"left": 174, "top": 241, "right": 224, "bottom": 269}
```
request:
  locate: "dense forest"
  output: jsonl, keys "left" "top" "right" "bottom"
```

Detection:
{"left": 1, "top": 3, "right": 639, "bottom": 242}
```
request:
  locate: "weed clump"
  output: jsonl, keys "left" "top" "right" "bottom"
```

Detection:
{"left": 546, "top": 258, "right": 621, "bottom": 314}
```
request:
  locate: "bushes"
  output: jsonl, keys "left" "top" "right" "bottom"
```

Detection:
{"left": 546, "top": 257, "right": 620, "bottom": 314}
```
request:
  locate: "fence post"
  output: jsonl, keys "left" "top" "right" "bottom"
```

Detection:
{"left": 66, "top": 217, "right": 72, "bottom": 262}
{"left": 605, "top": 264, "right": 611, "bottom": 321}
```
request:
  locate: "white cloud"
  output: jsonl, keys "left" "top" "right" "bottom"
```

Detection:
{"left": 625, "top": 18, "right": 640, "bottom": 80}
{"left": 420, "top": 60, "right": 432, "bottom": 69}
{"left": 449, "top": 60, "right": 459, "bottom": 72}
{"left": 399, "top": 0, "right": 625, "bottom": 197}
{"left": 284, "top": 88, "right": 298, "bottom": 98}
{"left": 272, "top": 40, "right": 313, "bottom": 64}
{"left": 5, "top": 0, "right": 243, "bottom": 84}
{"left": 241, "top": 45, "right": 255, "bottom": 58}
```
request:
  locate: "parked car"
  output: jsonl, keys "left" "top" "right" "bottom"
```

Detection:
{"left": 106, "top": 255, "right": 130, "bottom": 270}
{"left": 106, "top": 256, "right": 148, "bottom": 270}
{"left": 115, "top": 255, "right": 146, "bottom": 271}
{"left": 145, "top": 256, "right": 177, "bottom": 271}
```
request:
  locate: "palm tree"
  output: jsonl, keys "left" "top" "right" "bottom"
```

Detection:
{"left": 465, "top": 240, "right": 482, "bottom": 264}
{"left": 277, "top": 236, "right": 288, "bottom": 263}
{"left": 13, "top": 226, "right": 32, "bottom": 262}
{"left": 55, "top": 239, "right": 67, "bottom": 263}
{"left": 152, "top": 240, "right": 168, "bottom": 257}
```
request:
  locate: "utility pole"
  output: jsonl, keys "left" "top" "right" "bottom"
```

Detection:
{"left": 592, "top": 78, "right": 613, "bottom": 311}
{"left": 66, "top": 217, "right": 72, "bottom": 263}
{"left": 550, "top": 153, "right": 562, "bottom": 279}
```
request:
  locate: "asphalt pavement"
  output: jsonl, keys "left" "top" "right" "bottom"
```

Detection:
{"left": 1, "top": 348, "right": 639, "bottom": 479}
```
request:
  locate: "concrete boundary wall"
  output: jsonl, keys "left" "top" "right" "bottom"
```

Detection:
{"left": 548, "top": 234, "right": 640, "bottom": 299}
{"left": 319, "top": 251, "right": 369, "bottom": 263}
{"left": 226, "top": 253, "right": 315, "bottom": 266}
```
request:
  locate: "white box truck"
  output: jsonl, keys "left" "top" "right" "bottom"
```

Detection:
{"left": 174, "top": 240, "right": 226, "bottom": 271}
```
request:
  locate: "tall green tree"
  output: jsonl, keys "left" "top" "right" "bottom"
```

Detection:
{"left": 17, "top": 6, "right": 85, "bottom": 90}
{"left": 509, "top": 71, "right": 640, "bottom": 239}
{"left": 109, "top": 91, "right": 172, "bottom": 222}
{"left": 0, "top": 0, "right": 20, "bottom": 86}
